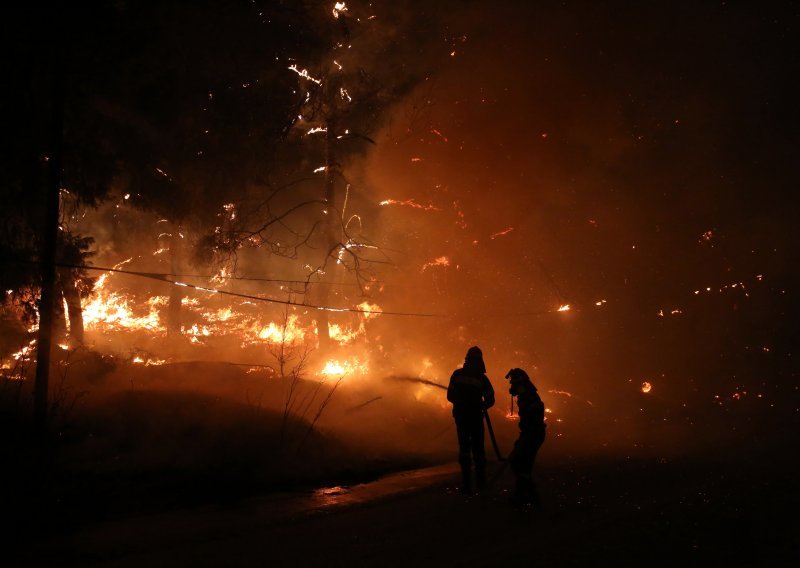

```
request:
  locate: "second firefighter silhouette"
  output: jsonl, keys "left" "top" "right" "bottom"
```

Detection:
{"left": 506, "top": 368, "right": 546, "bottom": 507}
{"left": 447, "top": 346, "right": 495, "bottom": 493}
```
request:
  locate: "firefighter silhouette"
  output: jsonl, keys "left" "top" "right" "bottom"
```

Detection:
{"left": 506, "top": 368, "right": 546, "bottom": 507}
{"left": 447, "top": 346, "right": 495, "bottom": 493}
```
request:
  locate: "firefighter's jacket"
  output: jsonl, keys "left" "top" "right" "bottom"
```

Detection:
{"left": 515, "top": 384, "right": 546, "bottom": 436}
{"left": 447, "top": 368, "right": 495, "bottom": 417}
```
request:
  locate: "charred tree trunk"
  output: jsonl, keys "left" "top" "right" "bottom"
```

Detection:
{"left": 316, "top": 281, "right": 332, "bottom": 352}
{"left": 61, "top": 269, "right": 84, "bottom": 345}
{"left": 167, "top": 230, "right": 184, "bottom": 336}
{"left": 52, "top": 280, "right": 67, "bottom": 343}
{"left": 316, "top": 120, "right": 341, "bottom": 353}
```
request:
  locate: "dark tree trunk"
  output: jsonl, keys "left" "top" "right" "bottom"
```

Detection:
{"left": 316, "top": 119, "right": 341, "bottom": 353}
{"left": 34, "top": 58, "right": 64, "bottom": 432}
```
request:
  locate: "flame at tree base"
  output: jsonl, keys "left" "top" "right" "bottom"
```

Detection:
{"left": 319, "top": 357, "right": 369, "bottom": 378}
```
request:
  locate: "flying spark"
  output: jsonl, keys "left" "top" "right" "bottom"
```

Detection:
{"left": 421, "top": 256, "right": 451, "bottom": 272}
{"left": 332, "top": 2, "right": 348, "bottom": 19}
{"left": 490, "top": 226, "right": 514, "bottom": 239}
{"left": 379, "top": 199, "right": 440, "bottom": 211}
{"left": 288, "top": 64, "right": 322, "bottom": 85}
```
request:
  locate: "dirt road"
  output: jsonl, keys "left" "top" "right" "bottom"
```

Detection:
{"left": 31, "top": 452, "right": 797, "bottom": 567}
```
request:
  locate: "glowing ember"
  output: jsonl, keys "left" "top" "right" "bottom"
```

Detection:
{"left": 421, "top": 256, "right": 450, "bottom": 272}
{"left": 288, "top": 64, "right": 322, "bottom": 85}
{"left": 548, "top": 389, "right": 573, "bottom": 397}
{"left": 222, "top": 202, "right": 236, "bottom": 220}
{"left": 379, "top": 199, "right": 440, "bottom": 211}
{"left": 557, "top": 304, "right": 571, "bottom": 312}
{"left": 641, "top": 381, "right": 652, "bottom": 393}
{"left": 430, "top": 128, "right": 448, "bottom": 142}
{"left": 332, "top": 1, "right": 348, "bottom": 19}
{"left": 132, "top": 356, "right": 166, "bottom": 366}
{"left": 490, "top": 226, "right": 514, "bottom": 239}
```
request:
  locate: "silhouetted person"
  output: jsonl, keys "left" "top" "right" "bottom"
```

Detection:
{"left": 506, "top": 368, "right": 546, "bottom": 507}
{"left": 447, "top": 346, "right": 495, "bottom": 493}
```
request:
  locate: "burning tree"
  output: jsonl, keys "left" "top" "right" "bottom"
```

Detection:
{"left": 208, "top": 1, "right": 449, "bottom": 350}
{"left": 1, "top": 1, "right": 330, "bottom": 420}
{"left": 54, "top": 232, "right": 97, "bottom": 346}
{"left": 2, "top": 0, "right": 455, "bottom": 428}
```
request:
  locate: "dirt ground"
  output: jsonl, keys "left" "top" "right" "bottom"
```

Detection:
{"left": 21, "top": 443, "right": 799, "bottom": 567}
{"left": 4, "top": 363, "right": 797, "bottom": 566}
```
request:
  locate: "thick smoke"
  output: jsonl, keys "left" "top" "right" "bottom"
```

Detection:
{"left": 351, "top": 0, "right": 799, "bottom": 456}
{"left": 4, "top": 1, "right": 797, "bottom": 470}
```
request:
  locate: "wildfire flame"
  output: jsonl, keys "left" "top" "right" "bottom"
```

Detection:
{"left": 78, "top": 271, "right": 372, "bottom": 355}
{"left": 356, "top": 301, "right": 381, "bottom": 319}
{"left": 255, "top": 315, "right": 308, "bottom": 344}
{"left": 1, "top": 338, "right": 37, "bottom": 373}
{"left": 319, "top": 357, "right": 368, "bottom": 377}
{"left": 82, "top": 275, "right": 166, "bottom": 333}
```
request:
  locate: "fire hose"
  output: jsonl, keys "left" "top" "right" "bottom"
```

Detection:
{"left": 483, "top": 408, "right": 506, "bottom": 461}
{"left": 390, "top": 375, "right": 507, "bottom": 461}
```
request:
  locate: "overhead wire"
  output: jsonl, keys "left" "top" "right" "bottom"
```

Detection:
{"left": 6, "top": 258, "right": 576, "bottom": 319}
{"left": 54, "top": 262, "right": 445, "bottom": 317}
